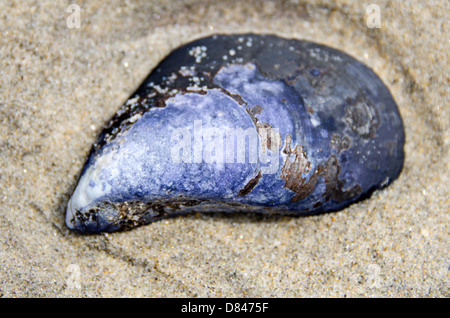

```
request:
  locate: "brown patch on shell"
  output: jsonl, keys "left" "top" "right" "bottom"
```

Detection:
{"left": 281, "top": 135, "right": 362, "bottom": 204}
{"left": 321, "top": 155, "right": 363, "bottom": 203}
{"left": 280, "top": 134, "right": 315, "bottom": 202}
{"left": 238, "top": 170, "right": 263, "bottom": 197}
{"left": 246, "top": 105, "right": 282, "bottom": 152}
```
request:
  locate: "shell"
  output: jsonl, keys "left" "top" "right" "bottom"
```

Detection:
{"left": 66, "top": 34, "right": 405, "bottom": 233}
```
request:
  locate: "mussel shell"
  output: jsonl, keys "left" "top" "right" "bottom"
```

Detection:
{"left": 66, "top": 34, "right": 404, "bottom": 233}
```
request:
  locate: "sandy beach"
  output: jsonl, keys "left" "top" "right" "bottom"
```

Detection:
{"left": 0, "top": 0, "right": 448, "bottom": 297}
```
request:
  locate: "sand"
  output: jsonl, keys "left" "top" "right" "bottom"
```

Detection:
{"left": 0, "top": 0, "right": 448, "bottom": 297}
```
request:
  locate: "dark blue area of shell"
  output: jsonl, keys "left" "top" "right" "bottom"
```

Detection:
{"left": 66, "top": 33, "right": 405, "bottom": 233}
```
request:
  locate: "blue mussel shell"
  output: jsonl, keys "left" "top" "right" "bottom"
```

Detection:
{"left": 66, "top": 34, "right": 404, "bottom": 233}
